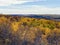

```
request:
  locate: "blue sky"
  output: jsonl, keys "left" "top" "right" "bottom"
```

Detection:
{"left": 21, "top": 0, "right": 60, "bottom": 7}
{"left": 0, "top": 0, "right": 60, "bottom": 14}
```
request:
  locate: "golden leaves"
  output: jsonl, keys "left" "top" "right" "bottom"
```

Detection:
{"left": 0, "top": 16, "right": 7, "bottom": 23}
{"left": 11, "top": 22, "right": 19, "bottom": 32}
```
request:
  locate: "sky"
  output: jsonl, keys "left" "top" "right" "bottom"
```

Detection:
{"left": 0, "top": 0, "right": 60, "bottom": 14}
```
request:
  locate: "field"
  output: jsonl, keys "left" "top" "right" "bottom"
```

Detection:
{"left": 0, "top": 15, "right": 60, "bottom": 45}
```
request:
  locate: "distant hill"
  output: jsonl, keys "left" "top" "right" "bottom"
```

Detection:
{"left": 0, "top": 14, "right": 60, "bottom": 21}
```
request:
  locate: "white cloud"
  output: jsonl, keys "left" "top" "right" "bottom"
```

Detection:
{"left": 0, "top": 0, "right": 28, "bottom": 6}
{"left": 0, "top": 5, "right": 60, "bottom": 14}
{"left": 0, "top": 0, "right": 47, "bottom": 6}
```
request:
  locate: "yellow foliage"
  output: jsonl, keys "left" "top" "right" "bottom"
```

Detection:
{"left": 0, "top": 16, "right": 7, "bottom": 23}
{"left": 44, "top": 28, "right": 51, "bottom": 35}
{"left": 11, "top": 22, "right": 20, "bottom": 32}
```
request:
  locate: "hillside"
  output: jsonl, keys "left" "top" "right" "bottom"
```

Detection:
{"left": 0, "top": 15, "right": 60, "bottom": 45}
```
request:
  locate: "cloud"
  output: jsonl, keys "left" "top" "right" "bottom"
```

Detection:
{"left": 0, "top": 0, "right": 47, "bottom": 6}
{"left": 0, "top": 5, "right": 60, "bottom": 14}
{"left": 0, "top": 0, "right": 28, "bottom": 6}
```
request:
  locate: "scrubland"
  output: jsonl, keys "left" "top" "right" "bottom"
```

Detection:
{"left": 0, "top": 16, "right": 60, "bottom": 45}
